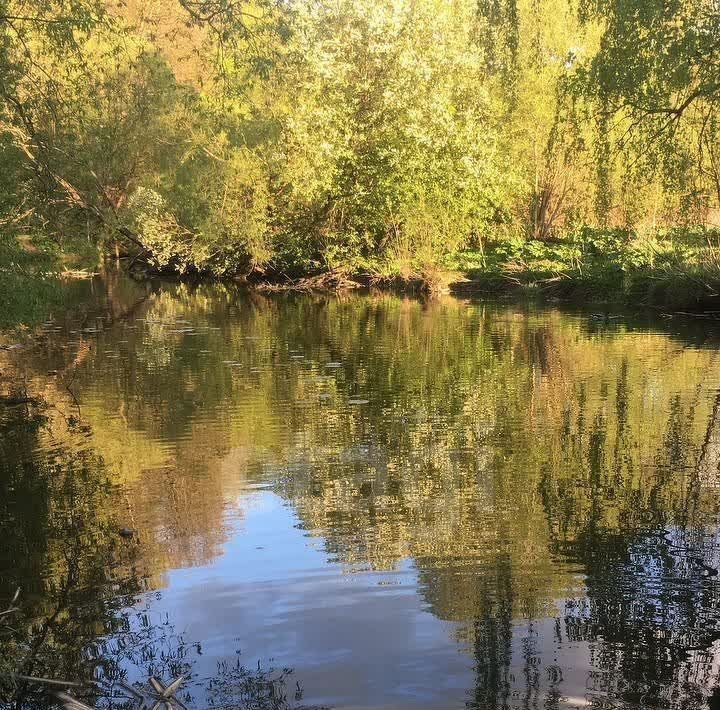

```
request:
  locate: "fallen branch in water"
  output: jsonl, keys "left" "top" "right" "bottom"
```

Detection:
{"left": 56, "top": 691, "right": 94, "bottom": 710}
{"left": 256, "top": 270, "right": 362, "bottom": 292}
{"left": 0, "top": 587, "right": 20, "bottom": 617}
{"left": 59, "top": 269, "right": 99, "bottom": 280}
{"left": 0, "top": 395, "right": 39, "bottom": 407}
{"left": 56, "top": 675, "right": 188, "bottom": 710}
{"left": 12, "top": 674, "right": 83, "bottom": 688}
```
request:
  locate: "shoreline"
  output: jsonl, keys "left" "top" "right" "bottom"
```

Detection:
{"left": 232, "top": 268, "right": 720, "bottom": 315}
{"left": 4, "top": 263, "right": 720, "bottom": 339}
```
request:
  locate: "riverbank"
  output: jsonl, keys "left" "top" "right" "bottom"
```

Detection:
{"left": 444, "top": 231, "right": 720, "bottom": 310}
{"left": 242, "top": 228, "right": 720, "bottom": 312}
{"left": 436, "top": 228, "right": 720, "bottom": 311}
{"left": 248, "top": 264, "right": 720, "bottom": 312}
{"left": 446, "top": 267, "right": 720, "bottom": 311}
{"left": 4, "top": 227, "right": 720, "bottom": 333}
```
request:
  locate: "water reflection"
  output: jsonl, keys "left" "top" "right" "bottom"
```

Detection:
{"left": 3, "top": 275, "right": 720, "bottom": 708}
{"left": 0, "top": 399, "right": 143, "bottom": 708}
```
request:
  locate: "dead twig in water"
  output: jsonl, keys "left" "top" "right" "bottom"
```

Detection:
{"left": 58, "top": 675, "right": 189, "bottom": 710}
{"left": 146, "top": 675, "right": 188, "bottom": 710}
{"left": 63, "top": 366, "right": 82, "bottom": 420}
{"left": 1, "top": 587, "right": 20, "bottom": 616}
{"left": 0, "top": 588, "right": 21, "bottom": 635}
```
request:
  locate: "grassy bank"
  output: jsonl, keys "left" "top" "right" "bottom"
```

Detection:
{"left": 3, "top": 0, "right": 720, "bottom": 312}
{"left": 441, "top": 227, "right": 720, "bottom": 310}
{"left": 4, "top": 227, "right": 720, "bottom": 330}
{"left": 242, "top": 226, "right": 720, "bottom": 311}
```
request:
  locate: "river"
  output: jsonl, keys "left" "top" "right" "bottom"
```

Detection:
{"left": 2, "top": 274, "right": 720, "bottom": 710}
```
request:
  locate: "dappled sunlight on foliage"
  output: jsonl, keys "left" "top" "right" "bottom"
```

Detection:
{"left": 1, "top": 0, "right": 719, "bottom": 290}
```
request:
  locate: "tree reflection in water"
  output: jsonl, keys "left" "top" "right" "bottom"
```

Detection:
{"left": 4, "top": 277, "right": 720, "bottom": 709}
{"left": 0, "top": 399, "right": 305, "bottom": 710}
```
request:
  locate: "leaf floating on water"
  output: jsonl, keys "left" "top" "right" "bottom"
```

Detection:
{"left": 348, "top": 399, "right": 369, "bottom": 405}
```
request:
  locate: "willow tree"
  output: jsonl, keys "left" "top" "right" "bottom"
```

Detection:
{"left": 479, "top": 0, "right": 599, "bottom": 239}
{"left": 577, "top": 0, "right": 720, "bottom": 223}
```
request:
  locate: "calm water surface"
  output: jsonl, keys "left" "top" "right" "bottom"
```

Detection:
{"left": 3, "top": 275, "right": 720, "bottom": 709}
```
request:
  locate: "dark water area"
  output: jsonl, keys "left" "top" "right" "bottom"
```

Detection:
{"left": 3, "top": 274, "right": 720, "bottom": 709}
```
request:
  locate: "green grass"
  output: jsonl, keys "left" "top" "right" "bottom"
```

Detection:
{"left": 445, "top": 227, "right": 720, "bottom": 310}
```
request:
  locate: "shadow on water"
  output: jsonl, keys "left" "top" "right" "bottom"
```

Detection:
{"left": 5, "top": 273, "right": 720, "bottom": 708}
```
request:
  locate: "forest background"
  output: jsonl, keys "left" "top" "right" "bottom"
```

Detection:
{"left": 2, "top": 0, "right": 720, "bottom": 306}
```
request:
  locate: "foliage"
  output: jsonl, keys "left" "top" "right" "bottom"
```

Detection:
{"left": 269, "top": 0, "right": 513, "bottom": 275}
{"left": 0, "top": 230, "right": 66, "bottom": 330}
{"left": 0, "top": 0, "right": 719, "bottom": 287}
{"left": 575, "top": 0, "right": 720, "bottom": 222}
{"left": 451, "top": 227, "right": 720, "bottom": 306}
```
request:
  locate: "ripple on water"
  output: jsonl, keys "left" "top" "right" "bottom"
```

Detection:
{"left": 4, "top": 284, "right": 720, "bottom": 709}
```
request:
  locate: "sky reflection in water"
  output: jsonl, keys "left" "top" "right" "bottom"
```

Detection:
{"left": 3, "top": 275, "right": 720, "bottom": 709}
